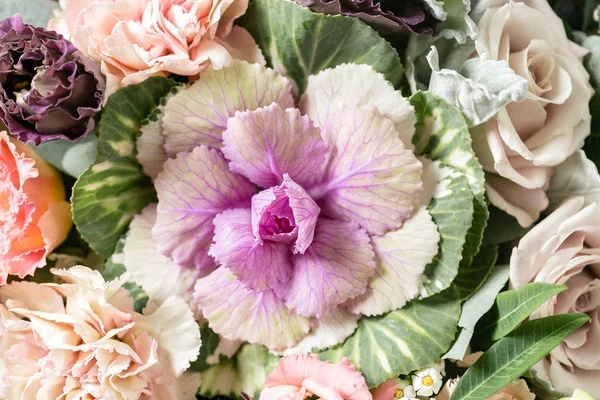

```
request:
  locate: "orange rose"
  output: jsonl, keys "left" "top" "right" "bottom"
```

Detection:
{"left": 0, "top": 131, "right": 72, "bottom": 284}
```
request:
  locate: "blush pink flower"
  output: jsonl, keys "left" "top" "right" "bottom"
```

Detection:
{"left": 435, "top": 379, "right": 534, "bottom": 400}
{"left": 123, "top": 60, "right": 440, "bottom": 351}
{"left": 51, "top": 0, "right": 264, "bottom": 96}
{"left": 0, "top": 266, "right": 201, "bottom": 399}
{"left": 0, "top": 131, "right": 72, "bottom": 285}
{"left": 509, "top": 197, "right": 600, "bottom": 395}
{"left": 471, "top": 0, "right": 594, "bottom": 227}
{"left": 259, "top": 354, "right": 371, "bottom": 400}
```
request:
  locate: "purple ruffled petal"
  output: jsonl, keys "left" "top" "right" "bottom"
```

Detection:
{"left": 293, "top": 0, "right": 441, "bottom": 36}
{"left": 0, "top": 15, "right": 104, "bottom": 144}
{"left": 309, "top": 105, "right": 423, "bottom": 236}
{"left": 194, "top": 268, "right": 311, "bottom": 351}
{"left": 162, "top": 60, "right": 295, "bottom": 156}
{"left": 153, "top": 146, "right": 256, "bottom": 272}
{"left": 251, "top": 174, "right": 321, "bottom": 254}
{"left": 222, "top": 103, "right": 330, "bottom": 189}
{"left": 281, "top": 218, "right": 376, "bottom": 318}
{"left": 210, "top": 208, "right": 293, "bottom": 293}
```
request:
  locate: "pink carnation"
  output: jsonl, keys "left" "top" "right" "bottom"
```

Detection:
{"left": 123, "top": 61, "right": 440, "bottom": 351}
{"left": 0, "top": 266, "right": 201, "bottom": 399}
{"left": 51, "top": 0, "right": 264, "bottom": 96}
{"left": 259, "top": 354, "right": 371, "bottom": 400}
{"left": 0, "top": 131, "right": 72, "bottom": 285}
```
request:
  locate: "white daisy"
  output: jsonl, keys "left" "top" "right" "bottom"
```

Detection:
{"left": 393, "top": 379, "right": 418, "bottom": 400}
{"left": 412, "top": 367, "right": 443, "bottom": 397}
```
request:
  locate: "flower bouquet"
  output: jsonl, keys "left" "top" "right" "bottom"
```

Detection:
{"left": 0, "top": 0, "right": 599, "bottom": 399}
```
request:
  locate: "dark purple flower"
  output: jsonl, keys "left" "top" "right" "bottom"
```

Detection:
{"left": 294, "top": 0, "right": 441, "bottom": 36}
{"left": 0, "top": 15, "right": 105, "bottom": 144}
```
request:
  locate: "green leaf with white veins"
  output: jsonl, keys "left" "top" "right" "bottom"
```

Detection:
{"left": 427, "top": 47, "right": 528, "bottom": 127}
{"left": 71, "top": 77, "right": 178, "bottom": 257}
{"left": 411, "top": 91, "right": 488, "bottom": 295}
{"left": 319, "top": 287, "right": 461, "bottom": 387}
{"left": 450, "top": 314, "right": 590, "bottom": 400}
{"left": 238, "top": 0, "right": 403, "bottom": 93}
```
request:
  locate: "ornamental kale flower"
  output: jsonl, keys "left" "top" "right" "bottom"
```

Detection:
{"left": 0, "top": 15, "right": 105, "bottom": 145}
{"left": 123, "top": 60, "right": 441, "bottom": 351}
{"left": 293, "top": 0, "right": 441, "bottom": 36}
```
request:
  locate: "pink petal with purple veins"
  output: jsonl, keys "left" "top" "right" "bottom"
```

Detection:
{"left": 299, "top": 64, "right": 417, "bottom": 149}
{"left": 210, "top": 208, "right": 293, "bottom": 293}
{"left": 162, "top": 60, "right": 295, "bottom": 157}
{"left": 222, "top": 103, "right": 330, "bottom": 189}
{"left": 251, "top": 174, "right": 321, "bottom": 254}
{"left": 153, "top": 146, "right": 256, "bottom": 271}
{"left": 281, "top": 218, "right": 376, "bottom": 319}
{"left": 194, "top": 268, "right": 310, "bottom": 351}
{"left": 345, "top": 206, "right": 440, "bottom": 316}
{"left": 309, "top": 105, "right": 423, "bottom": 236}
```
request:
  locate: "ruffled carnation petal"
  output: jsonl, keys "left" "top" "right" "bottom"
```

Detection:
{"left": 281, "top": 218, "right": 376, "bottom": 318}
{"left": 222, "top": 104, "right": 330, "bottom": 189}
{"left": 346, "top": 206, "right": 439, "bottom": 316}
{"left": 132, "top": 296, "right": 201, "bottom": 382}
{"left": 299, "top": 64, "right": 416, "bottom": 148}
{"left": 193, "top": 267, "right": 310, "bottom": 351}
{"left": 309, "top": 105, "right": 422, "bottom": 236}
{"left": 123, "top": 204, "right": 200, "bottom": 306}
{"left": 262, "top": 354, "right": 371, "bottom": 400}
{"left": 162, "top": 60, "right": 294, "bottom": 156}
{"left": 209, "top": 208, "right": 293, "bottom": 293}
{"left": 153, "top": 146, "right": 256, "bottom": 271}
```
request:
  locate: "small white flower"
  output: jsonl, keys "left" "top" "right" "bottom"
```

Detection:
{"left": 412, "top": 367, "right": 443, "bottom": 397}
{"left": 433, "top": 358, "right": 446, "bottom": 376}
{"left": 393, "top": 379, "right": 418, "bottom": 400}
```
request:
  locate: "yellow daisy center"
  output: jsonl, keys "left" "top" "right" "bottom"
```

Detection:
{"left": 422, "top": 375, "right": 434, "bottom": 386}
{"left": 394, "top": 389, "right": 404, "bottom": 399}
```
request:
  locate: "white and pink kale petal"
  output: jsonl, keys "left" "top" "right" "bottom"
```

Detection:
{"left": 281, "top": 218, "right": 377, "bottom": 319}
{"left": 209, "top": 208, "right": 293, "bottom": 293}
{"left": 161, "top": 60, "right": 295, "bottom": 156}
{"left": 222, "top": 103, "right": 330, "bottom": 189}
{"left": 346, "top": 206, "right": 440, "bottom": 316}
{"left": 193, "top": 267, "right": 310, "bottom": 351}
{"left": 153, "top": 145, "right": 256, "bottom": 273}
{"left": 309, "top": 105, "right": 423, "bottom": 236}
{"left": 299, "top": 64, "right": 417, "bottom": 149}
{"left": 251, "top": 174, "right": 321, "bottom": 254}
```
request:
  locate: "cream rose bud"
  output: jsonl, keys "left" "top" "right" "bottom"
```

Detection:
{"left": 471, "top": 0, "right": 594, "bottom": 227}
{"left": 509, "top": 197, "right": 600, "bottom": 395}
{"left": 435, "top": 379, "right": 534, "bottom": 400}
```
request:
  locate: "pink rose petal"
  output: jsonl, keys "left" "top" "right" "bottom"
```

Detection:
{"left": 309, "top": 105, "right": 423, "bottom": 236}
{"left": 222, "top": 103, "right": 330, "bottom": 189}
{"left": 210, "top": 208, "right": 293, "bottom": 293}
{"left": 194, "top": 268, "right": 310, "bottom": 351}
{"left": 282, "top": 218, "right": 376, "bottom": 318}
{"left": 153, "top": 146, "right": 256, "bottom": 271}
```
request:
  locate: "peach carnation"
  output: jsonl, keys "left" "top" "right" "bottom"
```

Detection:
{"left": 50, "top": 0, "right": 264, "bottom": 96}
{"left": 0, "top": 266, "right": 201, "bottom": 399}
{"left": 0, "top": 131, "right": 72, "bottom": 285}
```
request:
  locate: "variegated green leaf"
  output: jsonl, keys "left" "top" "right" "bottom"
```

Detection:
{"left": 411, "top": 91, "right": 488, "bottom": 295}
{"left": 319, "top": 287, "right": 461, "bottom": 387}
{"left": 71, "top": 77, "right": 177, "bottom": 257}
{"left": 199, "top": 344, "right": 280, "bottom": 398}
{"left": 238, "top": 0, "right": 403, "bottom": 93}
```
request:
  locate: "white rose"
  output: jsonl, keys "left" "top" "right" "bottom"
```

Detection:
{"left": 471, "top": 0, "right": 593, "bottom": 227}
